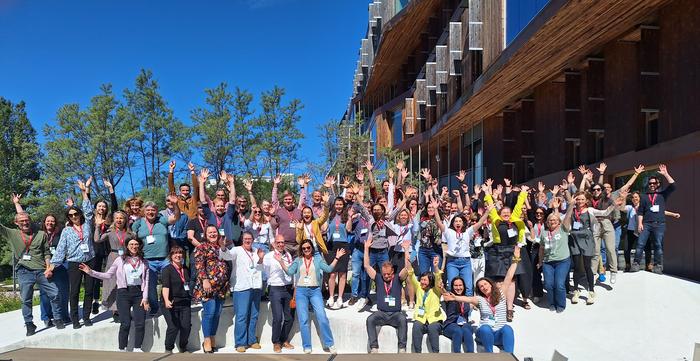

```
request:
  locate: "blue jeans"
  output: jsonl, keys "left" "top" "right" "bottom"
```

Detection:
{"left": 296, "top": 287, "right": 334, "bottom": 350}
{"left": 233, "top": 288, "right": 261, "bottom": 347}
{"left": 351, "top": 248, "right": 369, "bottom": 298}
{"left": 201, "top": 298, "right": 224, "bottom": 337}
{"left": 446, "top": 256, "right": 473, "bottom": 295}
{"left": 635, "top": 222, "right": 665, "bottom": 265}
{"left": 368, "top": 249, "right": 389, "bottom": 269}
{"left": 614, "top": 223, "right": 622, "bottom": 252}
{"left": 40, "top": 263, "right": 70, "bottom": 322}
{"left": 443, "top": 323, "right": 475, "bottom": 353}
{"left": 477, "top": 324, "right": 514, "bottom": 353}
{"left": 542, "top": 258, "right": 571, "bottom": 311}
{"left": 18, "top": 266, "right": 61, "bottom": 324}
{"left": 146, "top": 258, "right": 169, "bottom": 314}
{"left": 418, "top": 247, "right": 443, "bottom": 275}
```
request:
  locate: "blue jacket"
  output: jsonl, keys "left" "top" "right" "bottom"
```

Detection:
{"left": 285, "top": 254, "right": 335, "bottom": 286}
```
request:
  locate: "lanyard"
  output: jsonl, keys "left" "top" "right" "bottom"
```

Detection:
{"left": 47, "top": 231, "right": 56, "bottom": 246}
{"left": 304, "top": 223, "right": 314, "bottom": 240}
{"left": 648, "top": 194, "right": 658, "bottom": 205}
{"left": 334, "top": 215, "right": 340, "bottom": 230}
{"left": 574, "top": 208, "right": 584, "bottom": 222}
{"left": 198, "top": 217, "right": 208, "bottom": 233}
{"left": 73, "top": 225, "right": 84, "bottom": 241}
{"left": 145, "top": 219, "right": 155, "bottom": 235}
{"left": 459, "top": 302, "right": 465, "bottom": 316}
{"left": 215, "top": 214, "right": 224, "bottom": 229}
{"left": 398, "top": 225, "right": 408, "bottom": 242}
{"left": 537, "top": 223, "right": 543, "bottom": 237}
{"left": 127, "top": 257, "right": 141, "bottom": 270}
{"left": 383, "top": 277, "right": 393, "bottom": 296}
{"left": 303, "top": 256, "right": 313, "bottom": 276}
{"left": 591, "top": 199, "right": 600, "bottom": 208}
{"left": 487, "top": 300, "right": 496, "bottom": 316}
{"left": 421, "top": 290, "right": 430, "bottom": 307}
{"left": 547, "top": 229, "right": 556, "bottom": 240}
{"left": 276, "top": 251, "right": 291, "bottom": 264}
{"left": 243, "top": 248, "right": 255, "bottom": 268}
{"left": 116, "top": 230, "right": 127, "bottom": 248}
{"left": 20, "top": 232, "right": 33, "bottom": 253}
{"left": 174, "top": 264, "right": 186, "bottom": 283}
{"left": 100, "top": 223, "right": 106, "bottom": 234}
{"left": 285, "top": 208, "right": 295, "bottom": 223}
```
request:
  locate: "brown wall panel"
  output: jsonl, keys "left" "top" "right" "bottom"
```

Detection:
{"left": 534, "top": 81, "right": 566, "bottom": 176}
{"left": 659, "top": 0, "right": 700, "bottom": 141}
{"left": 604, "top": 41, "right": 640, "bottom": 155}
{"left": 483, "top": 114, "right": 504, "bottom": 181}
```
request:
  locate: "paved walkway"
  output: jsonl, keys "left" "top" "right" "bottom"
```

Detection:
{"left": 0, "top": 271, "right": 698, "bottom": 360}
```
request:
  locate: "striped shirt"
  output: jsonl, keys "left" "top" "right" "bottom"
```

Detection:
{"left": 478, "top": 292, "right": 507, "bottom": 331}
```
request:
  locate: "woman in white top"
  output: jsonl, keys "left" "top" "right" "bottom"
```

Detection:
{"left": 621, "top": 192, "right": 651, "bottom": 271}
{"left": 218, "top": 231, "right": 265, "bottom": 352}
{"left": 443, "top": 247, "right": 520, "bottom": 353}
{"left": 244, "top": 206, "right": 273, "bottom": 253}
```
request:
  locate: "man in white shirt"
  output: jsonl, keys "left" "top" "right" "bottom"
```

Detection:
{"left": 263, "top": 235, "right": 296, "bottom": 353}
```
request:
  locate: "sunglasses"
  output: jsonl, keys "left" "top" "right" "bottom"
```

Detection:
{"left": 253, "top": 211, "right": 261, "bottom": 214}
{"left": 648, "top": 182, "right": 658, "bottom": 185}
{"left": 536, "top": 212, "right": 544, "bottom": 215}
{"left": 302, "top": 246, "right": 312, "bottom": 251}
{"left": 592, "top": 188, "right": 602, "bottom": 191}
{"left": 68, "top": 212, "right": 80, "bottom": 217}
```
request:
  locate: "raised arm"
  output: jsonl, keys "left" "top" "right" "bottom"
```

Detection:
{"left": 271, "top": 175, "right": 281, "bottom": 209}
{"left": 470, "top": 204, "right": 492, "bottom": 232}
{"left": 11, "top": 193, "right": 24, "bottom": 214}
{"left": 297, "top": 175, "right": 308, "bottom": 210}
{"left": 363, "top": 234, "right": 377, "bottom": 280}
{"left": 243, "top": 179, "right": 258, "bottom": 208}
{"left": 430, "top": 199, "right": 446, "bottom": 233}
{"left": 198, "top": 168, "right": 209, "bottom": 206}
{"left": 166, "top": 194, "right": 181, "bottom": 225}
{"left": 168, "top": 160, "right": 176, "bottom": 194}
{"left": 502, "top": 246, "right": 521, "bottom": 290}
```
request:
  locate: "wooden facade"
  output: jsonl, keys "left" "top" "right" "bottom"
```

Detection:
{"left": 345, "top": 0, "right": 700, "bottom": 280}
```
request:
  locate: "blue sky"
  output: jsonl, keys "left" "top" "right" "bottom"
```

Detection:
{"left": 0, "top": 0, "right": 368, "bottom": 175}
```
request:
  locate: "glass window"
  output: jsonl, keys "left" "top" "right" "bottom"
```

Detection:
{"left": 506, "top": 0, "right": 550, "bottom": 44}
{"left": 392, "top": 109, "right": 403, "bottom": 146}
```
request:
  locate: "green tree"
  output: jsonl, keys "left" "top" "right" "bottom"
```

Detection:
{"left": 333, "top": 116, "right": 372, "bottom": 178}
{"left": 191, "top": 82, "right": 236, "bottom": 178}
{"left": 124, "top": 69, "right": 190, "bottom": 191}
{"left": 0, "top": 98, "right": 41, "bottom": 265}
{"left": 232, "top": 87, "right": 257, "bottom": 175}
{"left": 252, "top": 86, "right": 304, "bottom": 178}
{"left": 308, "top": 118, "right": 339, "bottom": 186}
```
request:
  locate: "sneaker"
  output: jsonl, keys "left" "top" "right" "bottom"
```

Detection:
{"left": 92, "top": 302, "right": 100, "bottom": 315}
{"left": 571, "top": 290, "right": 580, "bottom": 304}
{"left": 132, "top": 348, "right": 143, "bottom": 353}
{"left": 118, "top": 349, "right": 127, "bottom": 352}
{"left": 347, "top": 296, "right": 358, "bottom": 306}
{"left": 304, "top": 348, "right": 312, "bottom": 354}
{"left": 587, "top": 291, "right": 596, "bottom": 305}
{"left": 369, "top": 348, "right": 379, "bottom": 354}
{"left": 326, "top": 297, "right": 335, "bottom": 308}
{"left": 164, "top": 349, "right": 173, "bottom": 354}
{"left": 54, "top": 319, "right": 65, "bottom": 329}
{"left": 328, "top": 346, "right": 337, "bottom": 355}
{"left": 44, "top": 319, "right": 54, "bottom": 328}
{"left": 356, "top": 298, "right": 367, "bottom": 310}
{"left": 236, "top": 347, "right": 247, "bottom": 353}
{"left": 249, "top": 343, "right": 261, "bottom": 349}
{"left": 282, "top": 342, "right": 295, "bottom": 349}
{"left": 630, "top": 262, "right": 641, "bottom": 272}
{"left": 26, "top": 322, "right": 37, "bottom": 336}
{"left": 332, "top": 299, "right": 342, "bottom": 310}
{"left": 548, "top": 306, "right": 556, "bottom": 312}
{"left": 398, "top": 348, "right": 407, "bottom": 353}
{"left": 556, "top": 308, "right": 565, "bottom": 313}
{"left": 83, "top": 318, "right": 93, "bottom": 327}
{"left": 652, "top": 264, "right": 663, "bottom": 274}
{"left": 610, "top": 272, "right": 617, "bottom": 284}
{"left": 598, "top": 273, "right": 606, "bottom": 282}
{"left": 72, "top": 321, "right": 82, "bottom": 329}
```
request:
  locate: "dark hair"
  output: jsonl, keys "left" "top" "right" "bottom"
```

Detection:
{"left": 121, "top": 237, "right": 145, "bottom": 261}
{"left": 371, "top": 203, "right": 386, "bottom": 215}
{"left": 298, "top": 239, "right": 316, "bottom": 255}
{"left": 448, "top": 214, "right": 469, "bottom": 231}
{"left": 64, "top": 206, "right": 85, "bottom": 227}
{"left": 329, "top": 197, "right": 348, "bottom": 223}
{"left": 301, "top": 206, "right": 315, "bottom": 221}
{"left": 42, "top": 213, "right": 62, "bottom": 233}
{"left": 648, "top": 175, "right": 661, "bottom": 185}
{"left": 418, "top": 271, "right": 435, "bottom": 289}
{"left": 450, "top": 277, "right": 466, "bottom": 296}
{"left": 204, "top": 224, "right": 220, "bottom": 242}
{"left": 168, "top": 245, "right": 185, "bottom": 261}
{"left": 241, "top": 230, "right": 254, "bottom": 241}
{"left": 475, "top": 277, "right": 500, "bottom": 306}
{"left": 178, "top": 183, "right": 190, "bottom": 190}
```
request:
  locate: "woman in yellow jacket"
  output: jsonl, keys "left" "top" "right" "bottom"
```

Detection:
{"left": 483, "top": 183, "right": 529, "bottom": 322}
{"left": 407, "top": 244, "right": 445, "bottom": 353}
{"left": 295, "top": 192, "right": 330, "bottom": 255}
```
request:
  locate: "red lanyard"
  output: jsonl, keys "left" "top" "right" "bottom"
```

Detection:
{"left": 145, "top": 219, "right": 155, "bottom": 235}
{"left": 127, "top": 257, "right": 141, "bottom": 270}
{"left": 335, "top": 216, "right": 340, "bottom": 230}
{"left": 376, "top": 220, "right": 385, "bottom": 230}
{"left": 304, "top": 257, "right": 313, "bottom": 275}
{"left": 173, "top": 264, "right": 186, "bottom": 283}
{"left": 276, "top": 251, "right": 291, "bottom": 264}
{"left": 537, "top": 223, "right": 543, "bottom": 236}
{"left": 459, "top": 302, "right": 465, "bottom": 315}
{"left": 591, "top": 199, "right": 600, "bottom": 208}
{"left": 73, "top": 225, "right": 84, "bottom": 241}
{"left": 116, "top": 230, "right": 126, "bottom": 248}
{"left": 547, "top": 229, "right": 555, "bottom": 240}
{"left": 648, "top": 194, "right": 657, "bottom": 205}
{"left": 487, "top": 300, "right": 497, "bottom": 316}
{"left": 455, "top": 227, "right": 463, "bottom": 240}
{"left": 285, "top": 208, "right": 295, "bottom": 223}
{"left": 47, "top": 232, "right": 56, "bottom": 246}
{"left": 20, "top": 232, "right": 33, "bottom": 253}
{"left": 574, "top": 208, "right": 584, "bottom": 221}
{"left": 383, "top": 278, "right": 393, "bottom": 296}
{"left": 198, "top": 218, "right": 208, "bottom": 233}
{"left": 215, "top": 214, "right": 223, "bottom": 229}
{"left": 243, "top": 248, "right": 255, "bottom": 267}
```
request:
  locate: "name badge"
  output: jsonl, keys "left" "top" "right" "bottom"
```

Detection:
{"left": 200, "top": 232, "right": 205, "bottom": 239}
{"left": 573, "top": 221, "right": 582, "bottom": 230}
{"left": 333, "top": 232, "right": 341, "bottom": 239}
{"left": 79, "top": 243, "right": 90, "bottom": 253}
{"left": 385, "top": 296, "right": 396, "bottom": 307}
{"left": 302, "top": 275, "right": 311, "bottom": 285}
{"left": 650, "top": 205, "right": 660, "bottom": 213}
{"left": 251, "top": 270, "right": 262, "bottom": 284}
{"left": 544, "top": 241, "right": 552, "bottom": 250}
{"left": 146, "top": 235, "right": 156, "bottom": 244}
{"left": 289, "top": 222, "right": 296, "bottom": 229}
{"left": 22, "top": 254, "right": 32, "bottom": 261}
{"left": 118, "top": 248, "right": 125, "bottom": 256}
{"left": 183, "top": 284, "right": 190, "bottom": 291}
{"left": 360, "top": 228, "right": 368, "bottom": 235}
{"left": 129, "top": 268, "right": 143, "bottom": 279}
{"left": 456, "top": 316, "right": 467, "bottom": 325}
{"left": 417, "top": 307, "right": 425, "bottom": 317}
{"left": 50, "top": 247, "right": 56, "bottom": 255}
{"left": 507, "top": 228, "right": 517, "bottom": 238}
{"left": 484, "top": 315, "right": 496, "bottom": 327}
{"left": 218, "top": 228, "right": 225, "bottom": 236}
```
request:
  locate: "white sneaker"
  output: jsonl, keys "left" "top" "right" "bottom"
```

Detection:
{"left": 356, "top": 298, "right": 367, "bottom": 309}
{"left": 328, "top": 346, "right": 337, "bottom": 355}
{"left": 132, "top": 348, "right": 143, "bottom": 353}
{"left": 332, "top": 299, "right": 342, "bottom": 310}
{"left": 369, "top": 348, "right": 379, "bottom": 354}
{"left": 610, "top": 273, "right": 617, "bottom": 284}
{"left": 549, "top": 306, "right": 556, "bottom": 312}
{"left": 326, "top": 297, "right": 335, "bottom": 308}
{"left": 406, "top": 309, "right": 414, "bottom": 320}
{"left": 571, "top": 290, "right": 580, "bottom": 304}
{"left": 304, "top": 348, "right": 312, "bottom": 354}
{"left": 587, "top": 291, "right": 596, "bottom": 305}
{"left": 398, "top": 348, "right": 407, "bottom": 353}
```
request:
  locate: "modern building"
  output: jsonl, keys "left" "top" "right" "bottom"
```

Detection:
{"left": 343, "top": 0, "right": 699, "bottom": 280}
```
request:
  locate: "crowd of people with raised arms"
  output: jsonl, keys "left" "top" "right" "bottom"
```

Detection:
{"left": 1, "top": 159, "right": 677, "bottom": 354}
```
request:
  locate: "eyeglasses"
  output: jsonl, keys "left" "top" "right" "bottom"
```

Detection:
{"left": 536, "top": 212, "right": 544, "bottom": 216}
{"left": 68, "top": 212, "right": 80, "bottom": 217}
{"left": 592, "top": 188, "right": 602, "bottom": 192}
{"left": 302, "top": 246, "right": 312, "bottom": 251}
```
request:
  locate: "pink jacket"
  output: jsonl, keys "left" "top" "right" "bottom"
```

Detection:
{"left": 89, "top": 256, "right": 149, "bottom": 300}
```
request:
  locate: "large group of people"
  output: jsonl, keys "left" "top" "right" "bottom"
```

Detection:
{"left": 1, "top": 159, "right": 677, "bottom": 354}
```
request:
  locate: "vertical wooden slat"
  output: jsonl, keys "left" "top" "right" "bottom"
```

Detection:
{"left": 468, "top": 0, "right": 483, "bottom": 50}
{"left": 436, "top": 45, "right": 449, "bottom": 94}
{"left": 404, "top": 98, "right": 415, "bottom": 135}
{"left": 449, "top": 21, "right": 463, "bottom": 75}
